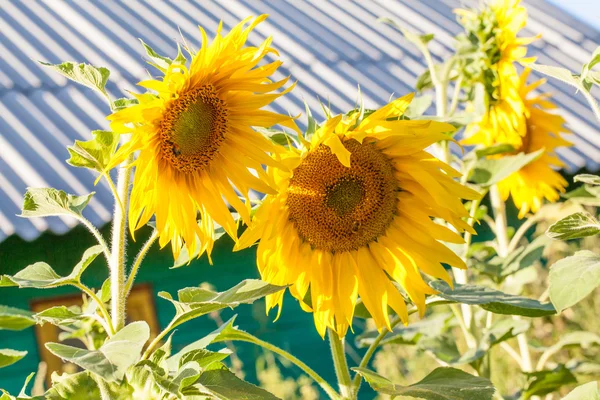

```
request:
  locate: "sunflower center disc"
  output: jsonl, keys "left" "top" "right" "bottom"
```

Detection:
{"left": 286, "top": 138, "right": 398, "bottom": 253}
{"left": 159, "top": 85, "right": 228, "bottom": 173}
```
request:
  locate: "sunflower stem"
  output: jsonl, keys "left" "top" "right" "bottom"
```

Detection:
{"left": 73, "top": 282, "right": 114, "bottom": 336}
{"left": 328, "top": 329, "right": 353, "bottom": 400}
{"left": 491, "top": 184, "right": 535, "bottom": 376}
{"left": 110, "top": 154, "right": 134, "bottom": 332}
{"left": 351, "top": 313, "right": 408, "bottom": 394}
{"left": 124, "top": 229, "right": 158, "bottom": 297}
{"left": 204, "top": 332, "right": 340, "bottom": 399}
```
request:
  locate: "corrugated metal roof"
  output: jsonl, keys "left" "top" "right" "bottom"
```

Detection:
{"left": 0, "top": 0, "right": 599, "bottom": 243}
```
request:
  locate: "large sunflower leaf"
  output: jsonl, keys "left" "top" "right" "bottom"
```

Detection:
{"left": 0, "top": 349, "right": 27, "bottom": 369}
{"left": 3, "top": 245, "right": 103, "bottom": 289}
{"left": 430, "top": 281, "right": 556, "bottom": 317}
{"left": 158, "top": 280, "right": 286, "bottom": 332}
{"left": 34, "top": 306, "right": 83, "bottom": 326}
{"left": 353, "top": 367, "right": 495, "bottom": 400}
{"left": 45, "top": 371, "right": 100, "bottom": 400}
{"left": 422, "top": 319, "right": 530, "bottom": 366}
{"left": 574, "top": 174, "right": 600, "bottom": 186}
{"left": 20, "top": 188, "right": 94, "bottom": 219}
{"left": 469, "top": 149, "right": 544, "bottom": 187}
{"left": 187, "top": 366, "right": 280, "bottom": 400}
{"left": 523, "top": 365, "right": 577, "bottom": 399}
{"left": 547, "top": 212, "right": 600, "bottom": 240}
{"left": 166, "top": 316, "right": 237, "bottom": 370}
{"left": 67, "top": 130, "right": 120, "bottom": 173}
{"left": 0, "top": 305, "right": 35, "bottom": 331}
{"left": 549, "top": 250, "right": 600, "bottom": 312}
{"left": 562, "top": 382, "right": 600, "bottom": 400}
{"left": 39, "top": 61, "right": 110, "bottom": 103}
{"left": 46, "top": 321, "right": 150, "bottom": 382}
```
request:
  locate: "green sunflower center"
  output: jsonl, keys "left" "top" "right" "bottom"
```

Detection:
{"left": 286, "top": 138, "right": 398, "bottom": 253}
{"left": 159, "top": 85, "right": 228, "bottom": 173}
{"left": 326, "top": 177, "right": 365, "bottom": 216}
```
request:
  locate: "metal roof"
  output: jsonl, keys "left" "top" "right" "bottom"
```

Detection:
{"left": 0, "top": 0, "right": 599, "bottom": 243}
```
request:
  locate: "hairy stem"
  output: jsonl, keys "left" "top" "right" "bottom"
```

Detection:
{"left": 218, "top": 333, "right": 340, "bottom": 399}
{"left": 110, "top": 154, "right": 134, "bottom": 332}
{"left": 73, "top": 283, "right": 114, "bottom": 336}
{"left": 78, "top": 217, "right": 111, "bottom": 265}
{"left": 142, "top": 321, "right": 174, "bottom": 360}
{"left": 124, "top": 230, "right": 158, "bottom": 297}
{"left": 507, "top": 214, "right": 541, "bottom": 254}
{"left": 95, "top": 375, "right": 111, "bottom": 400}
{"left": 329, "top": 329, "right": 353, "bottom": 400}
{"left": 490, "top": 185, "right": 509, "bottom": 257}
{"left": 491, "top": 185, "right": 534, "bottom": 377}
{"left": 352, "top": 308, "right": 421, "bottom": 394}
{"left": 448, "top": 75, "right": 464, "bottom": 116}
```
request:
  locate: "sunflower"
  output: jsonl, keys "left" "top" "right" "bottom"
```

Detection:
{"left": 236, "top": 94, "right": 481, "bottom": 337}
{"left": 497, "top": 69, "right": 572, "bottom": 218}
{"left": 106, "top": 16, "right": 298, "bottom": 260}
{"left": 458, "top": 0, "right": 537, "bottom": 148}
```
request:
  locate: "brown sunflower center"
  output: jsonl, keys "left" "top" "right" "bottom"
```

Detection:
{"left": 286, "top": 138, "right": 398, "bottom": 253}
{"left": 159, "top": 85, "right": 228, "bottom": 173}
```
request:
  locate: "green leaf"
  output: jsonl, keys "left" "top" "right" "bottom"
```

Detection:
{"left": 416, "top": 69, "right": 434, "bottom": 92}
{"left": 67, "top": 130, "right": 120, "bottom": 173}
{"left": 303, "top": 101, "right": 319, "bottom": 143}
{"left": 126, "top": 360, "right": 164, "bottom": 398}
{"left": 574, "top": 174, "right": 600, "bottom": 186}
{"left": 166, "top": 316, "right": 237, "bottom": 370}
{"left": 0, "top": 305, "right": 35, "bottom": 331}
{"left": 499, "top": 235, "right": 550, "bottom": 279}
{"left": 526, "top": 63, "right": 582, "bottom": 89}
{"left": 39, "top": 61, "right": 111, "bottom": 102}
{"left": 173, "top": 361, "right": 201, "bottom": 390}
{"left": 540, "top": 332, "right": 600, "bottom": 369}
{"left": 353, "top": 367, "right": 495, "bottom": 400}
{"left": 46, "top": 321, "right": 150, "bottom": 382}
{"left": 562, "top": 382, "right": 600, "bottom": 400}
{"left": 172, "top": 224, "right": 227, "bottom": 268}
{"left": 35, "top": 306, "right": 83, "bottom": 326}
{"left": 20, "top": 188, "right": 94, "bottom": 219}
{"left": 458, "top": 319, "right": 530, "bottom": 365}
{"left": 523, "top": 365, "right": 577, "bottom": 399}
{"left": 150, "top": 332, "right": 174, "bottom": 369}
{"left": 405, "top": 95, "right": 433, "bottom": 118}
{"left": 154, "top": 361, "right": 202, "bottom": 396}
{"left": 469, "top": 149, "right": 544, "bottom": 187}
{"left": 0, "top": 349, "right": 27, "bottom": 368}
{"left": 547, "top": 212, "right": 600, "bottom": 240}
{"left": 190, "top": 366, "right": 279, "bottom": 400}
{"left": 0, "top": 276, "right": 16, "bottom": 288}
{"left": 18, "top": 372, "right": 37, "bottom": 398}
{"left": 430, "top": 281, "right": 556, "bottom": 317}
{"left": 159, "top": 280, "right": 286, "bottom": 331}
{"left": 379, "top": 18, "right": 434, "bottom": 53}
{"left": 4, "top": 245, "right": 103, "bottom": 288}
{"left": 100, "top": 279, "right": 111, "bottom": 303}
{"left": 140, "top": 40, "right": 174, "bottom": 72}
{"left": 112, "top": 97, "right": 139, "bottom": 111}
{"left": 253, "top": 127, "right": 299, "bottom": 148}
{"left": 549, "top": 250, "right": 600, "bottom": 312}
{"left": 178, "top": 348, "right": 232, "bottom": 371}
{"left": 45, "top": 371, "right": 100, "bottom": 400}
{"left": 581, "top": 47, "right": 600, "bottom": 81}
{"left": 475, "top": 143, "right": 517, "bottom": 158}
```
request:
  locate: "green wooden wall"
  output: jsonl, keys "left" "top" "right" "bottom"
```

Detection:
{"left": 0, "top": 224, "right": 366, "bottom": 396}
